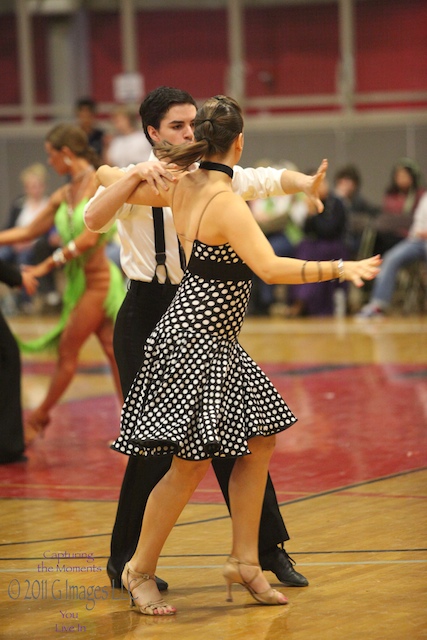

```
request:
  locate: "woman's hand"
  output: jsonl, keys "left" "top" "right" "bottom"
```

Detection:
{"left": 133, "top": 161, "right": 177, "bottom": 195}
{"left": 21, "top": 269, "right": 39, "bottom": 296}
{"left": 22, "top": 261, "right": 50, "bottom": 279}
{"left": 344, "top": 254, "right": 382, "bottom": 288}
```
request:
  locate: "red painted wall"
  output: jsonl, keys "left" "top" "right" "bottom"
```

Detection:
{"left": 0, "top": 1, "right": 426, "bottom": 109}
{"left": 356, "top": 0, "right": 427, "bottom": 92}
{"left": 245, "top": 4, "right": 340, "bottom": 96}
{"left": 33, "top": 17, "right": 50, "bottom": 104}
{"left": 89, "top": 9, "right": 229, "bottom": 100}
{"left": 0, "top": 15, "right": 50, "bottom": 108}
{"left": 89, "top": 12, "right": 123, "bottom": 103}
{"left": 0, "top": 15, "right": 19, "bottom": 105}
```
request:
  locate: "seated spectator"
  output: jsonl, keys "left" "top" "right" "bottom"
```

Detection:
{"left": 0, "top": 163, "right": 59, "bottom": 314}
{"left": 248, "top": 161, "right": 307, "bottom": 315}
{"left": 75, "top": 97, "right": 106, "bottom": 159}
{"left": 375, "top": 157, "right": 425, "bottom": 255}
{"left": 287, "top": 175, "right": 349, "bottom": 317}
{"left": 333, "top": 164, "right": 380, "bottom": 258}
{"left": 357, "top": 191, "right": 427, "bottom": 318}
{"left": 104, "top": 105, "right": 152, "bottom": 167}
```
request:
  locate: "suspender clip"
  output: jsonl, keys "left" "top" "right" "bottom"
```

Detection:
{"left": 155, "top": 251, "right": 167, "bottom": 266}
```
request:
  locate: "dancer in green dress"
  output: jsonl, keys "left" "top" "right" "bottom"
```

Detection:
{"left": 0, "top": 124, "right": 125, "bottom": 444}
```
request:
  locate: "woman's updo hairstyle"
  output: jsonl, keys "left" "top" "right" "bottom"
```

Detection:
{"left": 155, "top": 95, "right": 243, "bottom": 170}
{"left": 46, "top": 123, "right": 101, "bottom": 169}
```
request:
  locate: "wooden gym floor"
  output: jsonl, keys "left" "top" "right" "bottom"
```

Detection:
{"left": 0, "top": 314, "right": 426, "bottom": 640}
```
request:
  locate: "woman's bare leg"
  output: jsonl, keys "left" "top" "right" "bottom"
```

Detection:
{"left": 26, "top": 288, "right": 108, "bottom": 438}
{"left": 126, "top": 456, "right": 211, "bottom": 607}
{"left": 95, "top": 318, "right": 123, "bottom": 404}
{"left": 228, "top": 435, "right": 285, "bottom": 597}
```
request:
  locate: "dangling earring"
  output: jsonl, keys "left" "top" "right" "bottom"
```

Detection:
{"left": 63, "top": 156, "right": 72, "bottom": 166}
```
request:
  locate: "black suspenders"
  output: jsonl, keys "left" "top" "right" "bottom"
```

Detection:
{"left": 152, "top": 207, "right": 186, "bottom": 284}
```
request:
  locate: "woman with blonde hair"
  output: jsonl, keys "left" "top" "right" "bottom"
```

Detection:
{"left": 87, "top": 95, "right": 380, "bottom": 616}
{"left": 0, "top": 162, "right": 56, "bottom": 312}
{"left": 0, "top": 124, "right": 125, "bottom": 443}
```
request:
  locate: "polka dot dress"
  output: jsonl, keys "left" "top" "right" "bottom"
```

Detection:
{"left": 111, "top": 241, "right": 297, "bottom": 460}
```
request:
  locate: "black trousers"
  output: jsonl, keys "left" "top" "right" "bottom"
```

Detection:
{"left": 0, "top": 311, "right": 25, "bottom": 462}
{"left": 109, "top": 280, "right": 289, "bottom": 577}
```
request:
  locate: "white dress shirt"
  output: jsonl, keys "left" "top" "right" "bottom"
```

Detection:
{"left": 85, "top": 152, "right": 286, "bottom": 284}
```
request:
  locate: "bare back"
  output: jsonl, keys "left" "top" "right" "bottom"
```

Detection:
{"left": 143, "top": 164, "right": 278, "bottom": 279}
{"left": 169, "top": 171, "right": 239, "bottom": 262}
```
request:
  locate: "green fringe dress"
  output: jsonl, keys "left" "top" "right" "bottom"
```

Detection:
{"left": 17, "top": 199, "right": 125, "bottom": 353}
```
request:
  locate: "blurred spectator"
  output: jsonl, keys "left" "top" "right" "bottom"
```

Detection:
{"left": 75, "top": 97, "right": 106, "bottom": 158}
{"left": 287, "top": 175, "right": 349, "bottom": 317}
{"left": 375, "top": 157, "right": 425, "bottom": 255}
{"left": 357, "top": 191, "right": 427, "bottom": 318}
{"left": 104, "top": 105, "right": 151, "bottom": 167}
{"left": 0, "top": 163, "right": 59, "bottom": 314}
{"left": 249, "top": 161, "right": 307, "bottom": 315}
{"left": 333, "top": 164, "right": 380, "bottom": 258}
{"left": 74, "top": 106, "right": 122, "bottom": 271}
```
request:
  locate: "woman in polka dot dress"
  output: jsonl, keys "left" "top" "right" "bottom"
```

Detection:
{"left": 109, "top": 96, "right": 381, "bottom": 616}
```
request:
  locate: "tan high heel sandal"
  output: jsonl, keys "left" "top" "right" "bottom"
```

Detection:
{"left": 223, "top": 556, "right": 288, "bottom": 606}
{"left": 121, "top": 563, "right": 176, "bottom": 616}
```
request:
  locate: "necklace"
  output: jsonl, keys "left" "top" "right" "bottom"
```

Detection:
{"left": 199, "top": 161, "right": 234, "bottom": 179}
{"left": 71, "top": 166, "right": 92, "bottom": 184}
{"left": 68, "top": 167, "right": 94, "bottom": 206}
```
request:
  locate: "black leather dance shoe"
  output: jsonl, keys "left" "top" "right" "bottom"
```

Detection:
{"left": 107, "top": 559, "right": 169, "bottom": 592}
{"left": 260, "top": 546, "right": 309, "bottom": 587}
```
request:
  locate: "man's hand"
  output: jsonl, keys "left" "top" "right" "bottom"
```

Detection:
{"left": 280, "top": 159, "right": 328, "bottom": 213}
{"left": 303, "top": 159, "right": 328, "bottom": 213}
{"left": 133, "top": 161, "right": 177, "bottom": 195}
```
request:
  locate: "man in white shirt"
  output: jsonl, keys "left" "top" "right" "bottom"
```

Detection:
{"left": 85, "top": 86, "right": 313, "bottom": 592}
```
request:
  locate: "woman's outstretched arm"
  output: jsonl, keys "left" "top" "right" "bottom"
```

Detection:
{"left": 216, "top": 192, "right": 381, "bottom": 288}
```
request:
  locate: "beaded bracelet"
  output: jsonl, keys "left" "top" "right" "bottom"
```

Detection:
{"left": 337, "top": 258, "right": 345, "bottom": 282}
{"left": 67, "top": 240, "right": 79, "bottom": 257}
{"left": 52, "top": 248, "right": 66, "bottom": 267}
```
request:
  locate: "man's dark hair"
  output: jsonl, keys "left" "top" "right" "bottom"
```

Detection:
{"left": 334, "top": 164, "right": 361, "bottom": 189}
{"left": 139, "top": 86, "right": 197, "bottom": 145}
{"left": 156, "top": 95, "right": 244, "bottom": 170}
{"left": 75, "top": 97, "right": 97, "bottom": 113}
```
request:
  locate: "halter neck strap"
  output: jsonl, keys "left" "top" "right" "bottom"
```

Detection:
{"left": 199, "top": 161, "right": 234, "bottom": 179}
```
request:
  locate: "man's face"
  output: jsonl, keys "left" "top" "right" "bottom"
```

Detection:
{"left": 335, "top": 177, "right": 356, "bottom": 199}
{"left": 149, "top": 104, "right": 196, "bottom": 146}
{"left": 77, "top": 106, "right": 95, "bottom": 132}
